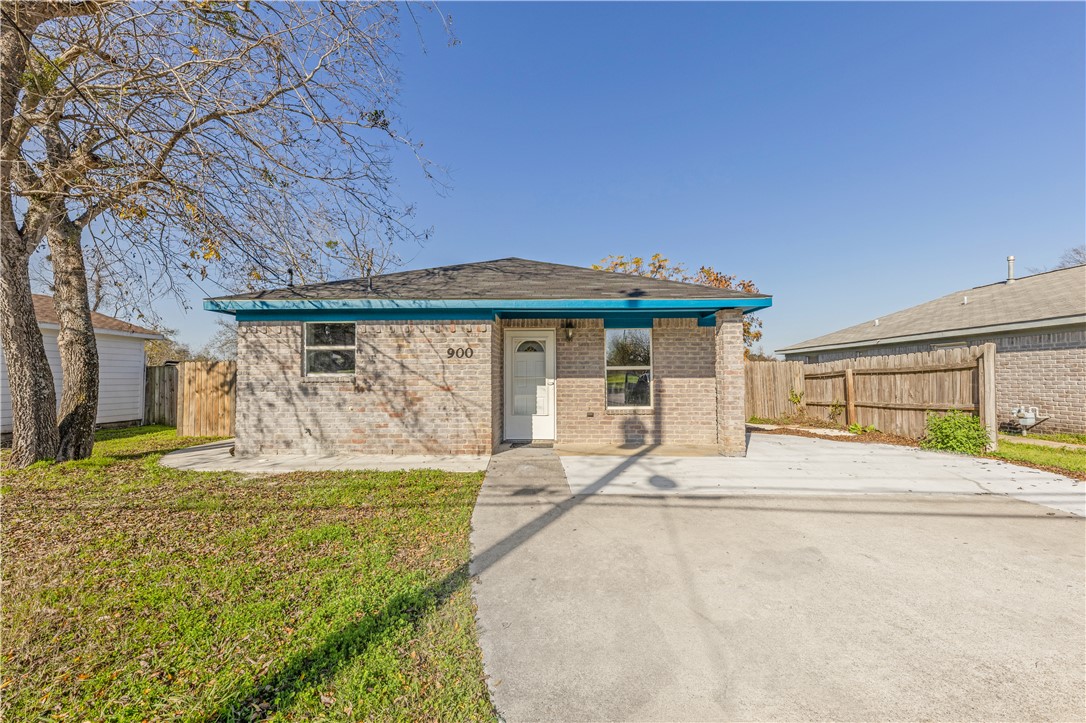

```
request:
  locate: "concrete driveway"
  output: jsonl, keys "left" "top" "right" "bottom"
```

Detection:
{"left": 560, "top": 434, "right": 1085, "bottom": 516}
{"left": 470, "top": 436, "right": 1085, "bottom": 722}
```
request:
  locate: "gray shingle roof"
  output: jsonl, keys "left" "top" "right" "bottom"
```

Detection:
{"left": 32, "top": 294, "right": 161, "bottom": 337}
{"left": 778, "top": 264, "right": 1086, "bottom": 353}
{"left": 210, "top": 257, "right": 770, "bottom": 303}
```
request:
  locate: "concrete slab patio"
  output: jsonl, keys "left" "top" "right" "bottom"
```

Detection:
{"left": 560, "top": 434, "right": 1085, "bottom": 517}
{"left": 470, "top": 440, "right": 1086, "bottom": 722}
{"left": 159, "top": 439, "right": 490, "bottom": 473}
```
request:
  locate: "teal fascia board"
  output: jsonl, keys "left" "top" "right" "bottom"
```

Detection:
{"left": 234, "top": 309, "right": 496, "bottom": 323}
{"left": 603, "top": 317, "right": 653, "bottom": 329}
{"left": 206, "top": 296, "right": 772, "bottom": 319}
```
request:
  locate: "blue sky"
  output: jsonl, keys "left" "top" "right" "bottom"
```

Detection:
{"left": 181, "top": 1, "right": 1084, "bottom": 354}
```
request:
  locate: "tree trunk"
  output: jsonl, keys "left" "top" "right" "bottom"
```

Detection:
{"left": 48, "top": 214, "right": 99, "bottom": 461}
{"left": 0, "top": 227, "right": 59, "bottom": 466}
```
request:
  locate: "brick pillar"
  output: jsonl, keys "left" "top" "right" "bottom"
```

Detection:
{"left": 715, "top": 310, "right": 747, "bottom": 456}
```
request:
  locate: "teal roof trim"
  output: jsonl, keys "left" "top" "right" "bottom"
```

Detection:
{"left": 206, "top": 297, "right": 772, "bottom": 317}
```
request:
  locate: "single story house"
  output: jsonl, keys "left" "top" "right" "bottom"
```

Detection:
{"left": 777, "top": 260, "right": 1086, "bottom": 433}
{"left": 205, "top": 258, "right": 772, "bottom": 456}
{"left": 0, "top": 294, "right": 163, "bottom": 434}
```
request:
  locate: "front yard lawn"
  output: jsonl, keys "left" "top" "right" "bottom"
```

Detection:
{"left": 1, "top": 426, "right": 494, "bottom": 721}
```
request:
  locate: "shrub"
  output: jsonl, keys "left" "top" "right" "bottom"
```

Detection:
{"left": 848, "top": 423, "right": 878, "bottom": 435}
{"left": 828, "top": 400, "right": 843, "bottom": 424}
{"left": 921, "top": 410, "right": 991, "bottom": 455}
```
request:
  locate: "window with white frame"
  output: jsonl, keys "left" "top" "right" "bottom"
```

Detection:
{"left": 304, "top": 322, "right": 355, "bottom": 376}
{"left": 605, "top": 328, "right": 652, "bottom": 407}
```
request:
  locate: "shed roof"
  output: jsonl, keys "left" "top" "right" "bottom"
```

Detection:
{"left": 33, "top": 294, "right": 161, "bottom": 338}
{"left": 777, "top": 264, "right": 1086, "bottom": 354}
{"left": 210, "top": 257, "right": 770, "bottom": 303}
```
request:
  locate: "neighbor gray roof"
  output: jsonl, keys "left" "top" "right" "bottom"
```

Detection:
{"left": 211, "top": 257, "right": 770, "bottom": 303}
{"left": 778, "top": 264, "right": 1086, "bottom": 354}
{"left": 32, "top": 294, "right": 161, "bottom": 338}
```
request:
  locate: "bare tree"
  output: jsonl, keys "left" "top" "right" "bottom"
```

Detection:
{"left": 32, "top": 243, "right": 165, "bottom": 323}
{"left": 1056, "top": 245, "right": 1086, "bottom": 269}
{"left": 144, "top": 327, "right": 194, "bottom": 368}
{"left": 2, "top": 1, "right": 443, "bottom": 464}
{"left": 199, "top": 317, "right": 237, "bottom": 361}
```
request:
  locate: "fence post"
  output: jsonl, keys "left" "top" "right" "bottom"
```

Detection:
{"left": 978, "top": 343, "right": 997, "bottom": 450}
{"left": 844, "top": 368, "right": 856, "bottom": 426}
{"left": 176, "top": 363, "right": 186, "bottom": 435}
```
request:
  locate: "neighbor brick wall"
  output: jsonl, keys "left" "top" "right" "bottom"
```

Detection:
{"left": 235, "top": 320, "right": 496, "bottom": 456}
{"left": 994, "top": 331, "right": 1085, "bottom": 434}
{"left": 788, "top": 327, "right": 1086, "bottom": 433}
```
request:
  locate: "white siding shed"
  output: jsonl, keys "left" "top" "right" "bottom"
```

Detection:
{"left": 0, "top": 295, "right": 161, "bottom": 433}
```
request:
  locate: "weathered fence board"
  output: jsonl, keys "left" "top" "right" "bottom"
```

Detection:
{"left": 144, "top": 361, "right": 236, "bottom": 436}
{"left": 745, "top": 360, "right": 804, "bottom": 420}
{"left": 144, "top": 365, "right": 178, "bottom": 426}
{"left": 746, "top": 344, "right": 997, "bottom": 442}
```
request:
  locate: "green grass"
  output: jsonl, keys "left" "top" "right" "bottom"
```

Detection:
{"left": 990, "top": 440, "right": 1086, "bottom": 477}
{"left": 1, "top": 426, "right": 494, "bottom": 722}
{"left": 1009, "top": 431, "right": 1086, "bottom": 446}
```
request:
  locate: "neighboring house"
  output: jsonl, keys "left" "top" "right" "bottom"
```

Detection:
{"left": 205, "top": 258, "right": 772, "bottom": 457}
{"left": 777, "top": 261, "right": 1086, "bottom": 433}
{"left": 0, "top": 295, "right": 163, "bottom": 434}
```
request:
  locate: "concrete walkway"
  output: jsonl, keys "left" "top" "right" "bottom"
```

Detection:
{"left": 560, "top": 434, "right": 1085, "bottom": 517}
{"left": 470, "top": 444, "right": 1085, "bottom": 722}
{"left": 159, "top": 440, "right": 490, "bottom": 473}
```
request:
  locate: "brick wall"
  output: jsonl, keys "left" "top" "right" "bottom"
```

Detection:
{"left": 502, "top": 316, "right": 744, "bottom": 450}
{"left": 235, "top": 320, "right": 496, "bottom": 455}
{"left": 236, "top": 312, "right": 751, "bottom": 455}
{"left": 994, "top": 332, "right": 1085, "bottom": 433}
{"left": 715, "top": 310, "right": 748, "bottom": 455}
{"left": 787, "top": 327, "right": 1086, "bottom": 433}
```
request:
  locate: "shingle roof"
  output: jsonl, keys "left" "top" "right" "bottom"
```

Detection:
{"left": 32, "top": 294, "right": 161, "bottom": 337}
{"left": 210, "top": 257, "right": 770, "bottom": 303}
{"left": 777, "top": 264, "right": 1086, "bottom": 353}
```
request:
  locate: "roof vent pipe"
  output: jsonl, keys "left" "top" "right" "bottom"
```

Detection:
{"left": 874, "top": 319, "right": 880, "bottom": 326}
{"left": 1007, "top": 255, "right": 1015, "bottom": 284}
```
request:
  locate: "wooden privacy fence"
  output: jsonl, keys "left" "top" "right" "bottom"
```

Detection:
{"left": 746, "top": 344, "right": 997, "bottom": 440}
{"left": 745, "top": 360, "right": 805, "bottom": 421}
{"left": 144, "top": 361, "right": 236, "bottom": 436}
{"left": 144, "top": 365, "right": 178, "bottom": 426}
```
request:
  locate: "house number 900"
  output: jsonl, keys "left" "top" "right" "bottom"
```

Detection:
{"left": 447, "top": 347, "right": 474, "bottom": 359}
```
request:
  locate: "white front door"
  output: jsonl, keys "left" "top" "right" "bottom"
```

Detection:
{"left": 504, "top": 330, "right": 556, "bottom": 441}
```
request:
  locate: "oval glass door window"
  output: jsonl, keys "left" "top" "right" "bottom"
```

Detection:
{"left": 514, "top": 340, "right": 547, "bottom": 415}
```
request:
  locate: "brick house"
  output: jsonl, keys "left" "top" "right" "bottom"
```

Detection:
{"left": 205, "top": 258, "right": 772, "bottom": 456}
{"left": 777, "top": 260, "right": 1086, "bottom": 433}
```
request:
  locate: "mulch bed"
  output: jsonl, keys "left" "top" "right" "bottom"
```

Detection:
{"left": 753, "top": 427, "right": 920, "bottom": 448}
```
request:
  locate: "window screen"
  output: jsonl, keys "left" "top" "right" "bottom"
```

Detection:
{"left": 605, "top": 329, "right": 651, "bottom": 407}
{"left": 304, "top": 322, "right": 355, "bottom": 375}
